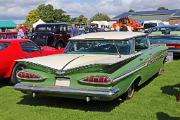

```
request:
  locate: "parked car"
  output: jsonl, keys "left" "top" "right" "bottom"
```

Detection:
{"left": 148, "top": 26, "right": 180, "bottom": 57}
{"left": 31, "top": 23, "right": 72, "bottom": 49}
{"left": 0, "top": 32, "right": 17, "bottom": 39}
{"left": 0, "top": 39, "right": 64, "bottom": 85}
{"left": 143, "top": 20, "right": 164, "bottom": 30}
{"left": 14, "top": 32, "right": 167, "bottom": 101}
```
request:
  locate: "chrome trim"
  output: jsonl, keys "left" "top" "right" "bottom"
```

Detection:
{"left": 168, "top": 49, "right": 180, "bottom": 53}
{"left": 14, "top": 84, "right": 120, "bottom": 96}
{"left": 113, "top": 63, "right": 148, "bottom": 83}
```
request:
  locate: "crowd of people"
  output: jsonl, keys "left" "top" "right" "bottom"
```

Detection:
{"left": 113, "top": 17, "right": 141, "bottom": 32}
{"left": 2, "top": 17, "right": 144, "bottom": 39}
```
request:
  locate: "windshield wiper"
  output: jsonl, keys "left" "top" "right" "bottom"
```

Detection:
{"left": 113, "top": 40, "right": 121, "bottom": 58}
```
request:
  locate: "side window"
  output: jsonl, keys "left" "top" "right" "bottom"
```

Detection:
{"left": 135, "top": 37, "right": 149, "bottom": 51}
{"left": 20, "top": 41, "right": 40, "bottom": 52}
{"left": 0, "top": 42, "right": 10, "bottom": 50}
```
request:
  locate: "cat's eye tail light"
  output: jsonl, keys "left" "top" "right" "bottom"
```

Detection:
{"left": 80, "top": 76, "right": 112, "bottom": 85}
{"left": 17, "top": 71, "right": 45, "bottom": 81}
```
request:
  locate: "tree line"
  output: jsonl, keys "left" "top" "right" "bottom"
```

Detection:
{"left": 25, "top": 4, "right": 169, "bottom": 27}
{"left": 25, "top": 4, "right": 110, "bottom": 27}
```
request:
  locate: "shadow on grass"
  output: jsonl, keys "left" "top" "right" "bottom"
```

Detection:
{"left": 161, "top": 83, "right": 180, "bottom": 101}
{"left": 17, "top": 95, "right": 124, "bottom": 112}
{"left": 136, "top": 73, "right": 158, "bottom": 91}
{"left": 156, "top": 112, "right": 180, "bottom": 120}
{"left": 16, "top": 74, "right": 159, "bottom": 112}
{"left": 0, "top": 79, "right": 10, "bottom": 88}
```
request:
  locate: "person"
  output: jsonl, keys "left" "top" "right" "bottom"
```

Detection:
{"left": 71, "top": 25, "right": 79, "bottom": 37}
{"left": 16, "top": 24, "right": 25, "bottom": 39}
{"left": 99, "top": 25, "right": 105, "bottom": 32}
{"left": 21, "top": 25, "right": 27, "bottom": 34}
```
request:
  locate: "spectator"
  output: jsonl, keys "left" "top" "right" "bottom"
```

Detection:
{"left": 99, "top": 25, "right": 105, "bottom": 32}
{"left": 21, "top": 25, "right": 27, "bottom": 34}
{"left": 71, "top": 25, "right": 79, "bottom": 37}
{"left": 16, "top": 24, "right": 25, "bottom": 39}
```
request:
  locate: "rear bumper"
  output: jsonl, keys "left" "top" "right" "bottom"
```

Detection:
{"left": 168, "top": 49, "right": 180, "bottom": 53}
{"left": 14, "top": 84, "right": 120, "bottom": 101}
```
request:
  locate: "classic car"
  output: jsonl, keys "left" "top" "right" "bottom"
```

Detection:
{"left": 14, "top": 32, "right": 167, "bottom": 101}
{"left": 0, "top": 39, "right": 64, "bottom": 85}
{"left": 32, "top": 23, "right": 72, "bottom": 49}
{"left": 148, "top": 26, "right": 180, "bottom": 57}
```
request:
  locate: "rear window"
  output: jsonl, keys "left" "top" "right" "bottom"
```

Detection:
{"left": 0, "top": 42, "right": 10, "bottom": 50}
{"left": 149, "top": 36, "right": 180, "bottom": 44}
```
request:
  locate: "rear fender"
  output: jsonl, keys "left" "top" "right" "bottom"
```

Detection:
{"left": 4, "top": 62, "right": 16, "bottom": 78}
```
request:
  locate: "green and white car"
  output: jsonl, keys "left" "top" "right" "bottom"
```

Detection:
{"left": 14, "top": 32, "right": 168, "bottom": 101}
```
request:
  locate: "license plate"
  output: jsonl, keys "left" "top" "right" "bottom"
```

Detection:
{"left": 55, "top": 79, "right": 70, "bottom": 87}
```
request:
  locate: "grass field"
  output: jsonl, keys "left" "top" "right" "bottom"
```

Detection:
{"left": 0, "top": 61, "right": 180, "bottom": 120}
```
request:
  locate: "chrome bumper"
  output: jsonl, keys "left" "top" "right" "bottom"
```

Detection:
{"left": 14, "top": 84, "right": 120, "bottom": 98}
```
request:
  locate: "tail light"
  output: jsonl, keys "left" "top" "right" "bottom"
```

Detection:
{"left": 17, "top": 71, "right": 45, "bottom": 81}
{"left": 167, "top": 44, "right": 180, "bottom": 49}
{"left": 80, "top": 76, "right": 112, "bottom": 85}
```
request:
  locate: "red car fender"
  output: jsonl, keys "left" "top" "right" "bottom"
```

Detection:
{"left": 4, "top": 61, "right": 16, "bottom": 78}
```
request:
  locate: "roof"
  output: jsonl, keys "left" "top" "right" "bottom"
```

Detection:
{"left": 0, "top": 39, "right": 30, "bottom": 42}
{"left": 70, "top": 32, "right": 146, "bottom": 40}
{"left": 114, "top": 9, "right": 180, "bottom": 20}
{"left": 171, "top": 10, "right": 180, "bottom": 18}
{"left": 0, "top": 20, "right": 16, "bottom": 28}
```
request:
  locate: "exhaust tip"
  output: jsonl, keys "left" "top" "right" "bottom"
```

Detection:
{"left": 86, "top": 97, "right": 90, "bottom": 102}
{"left": 32, "top": 92, "right": 36, "bottom": 98}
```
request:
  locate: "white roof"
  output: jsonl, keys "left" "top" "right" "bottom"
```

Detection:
{"left": 33, "top": 19, "right": 46, "bottom": 28}
{"left": 70, "top": 32, "right": 146, "bottom": 40}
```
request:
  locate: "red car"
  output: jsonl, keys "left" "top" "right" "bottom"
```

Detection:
{"left": 0, "top": 39, "right": 64, "bottom": 85}
{"left": 0, "top": 32, "right": 17, "bottom": 39}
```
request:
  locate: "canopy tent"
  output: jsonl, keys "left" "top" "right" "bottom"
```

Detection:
{"left": 33, "top": 19, "right": 46, "bottom": 28}
{"left": 91, "top": 21, "right": 110, "bottom": 28}
{"left": 0, "top": 20, "right": 16, "bottom": 28}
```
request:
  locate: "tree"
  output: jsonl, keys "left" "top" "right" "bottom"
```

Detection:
{"left": 37, "top": 4, "right": 55, "bottom": 23}
{"left": 71, "top": 15, "right": 88, "bottom": 24}
{"left": 25, "top": 9, "right": 40, "bottom": 27}
{"left": 90, "top": 13, "right": 110, "bottom": 22}
{"left": 157, "top": 7, "right": 168, "bottom": 10}
{"left": 128, "top": 9, "right": 135, "bottom": 12}
{"left": 53, "top": 9, "right": 71, "bottom": 22}
{"left": 25, "top": 4, "right": 70, "bottom": 27}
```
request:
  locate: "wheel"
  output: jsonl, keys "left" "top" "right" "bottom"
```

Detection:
{"left": 158, "top": 65, "right": 164, "bottom": 75}
{"left": 122, "top": 83, "right": 135, "bottom": 100}
{"left": 55, "top": 41, "right": 64, "bottom": 49}
{"left": 158, "top": 59, "right": 165, "bottom": 75}
{"left": 9, "top": 63, "right": 26, "bottom": 85}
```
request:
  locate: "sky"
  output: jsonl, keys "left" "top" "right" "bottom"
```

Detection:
{"left": 0, "top": 0, "right": 180, "bottom": 21}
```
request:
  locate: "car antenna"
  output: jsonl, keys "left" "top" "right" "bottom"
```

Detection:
{"left": 113, "top": 40, "right": 121, "bottom": 58}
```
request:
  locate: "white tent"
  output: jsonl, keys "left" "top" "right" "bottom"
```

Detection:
{"left": 91, "top": 21, "right": 110, "bottom": 28}
{"left": 33, "top": 19, "right": 46, "bottom": 28}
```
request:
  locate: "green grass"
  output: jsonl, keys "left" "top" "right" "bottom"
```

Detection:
{"left": 0, "top": 61, "right": 180, "bottom": 120}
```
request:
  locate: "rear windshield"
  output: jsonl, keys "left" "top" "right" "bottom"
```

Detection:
{"left": 0, "top": 42, "right": 10, "bottom": 50}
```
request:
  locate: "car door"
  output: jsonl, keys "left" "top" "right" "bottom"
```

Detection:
{"left": 135, "top": 36, "right": 159, "bottom": 83}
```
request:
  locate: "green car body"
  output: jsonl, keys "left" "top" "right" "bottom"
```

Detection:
{"left": 14, "top": 32, "right": 168, "bottom": 101}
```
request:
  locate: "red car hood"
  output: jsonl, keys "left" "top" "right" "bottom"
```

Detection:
{"left": 40, "top": 46, "right": 64, "bottom": 53}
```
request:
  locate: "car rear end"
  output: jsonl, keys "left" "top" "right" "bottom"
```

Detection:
{"left": 14, "top": 62, "right": 120, "bottom": 101}
{"left": 149, "top": 35, "right": 180, "bottom": 57}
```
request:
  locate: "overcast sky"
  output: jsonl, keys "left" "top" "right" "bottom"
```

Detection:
{"left": 0, "top": 0, "right": 180, "bottom": 20}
